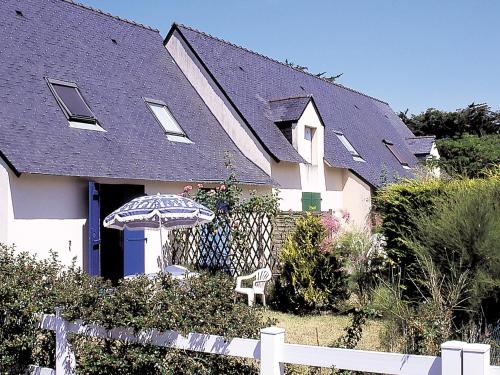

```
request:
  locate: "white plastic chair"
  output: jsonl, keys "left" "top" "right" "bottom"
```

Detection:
{"left": 235, "top": 267, "right": 272, "bottom": 307}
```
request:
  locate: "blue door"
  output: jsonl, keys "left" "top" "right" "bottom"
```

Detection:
{"left": 124, "top": 229, "right": 146, "bottom": 276}
{"left": 88, "top": 182, "right": 101, "bottom": 276}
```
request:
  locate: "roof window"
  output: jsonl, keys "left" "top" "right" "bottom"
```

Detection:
{"left": 145, "top": 99, "right": 191, "bottom": 143}
{"left": 47, "top": 78, "right": 103, "bottom": 131}
{"left": 384, "top": 139, "right": 409, "bottom": 168}
{"left": 334, "top": 131, "right": 364, "bottom": 162}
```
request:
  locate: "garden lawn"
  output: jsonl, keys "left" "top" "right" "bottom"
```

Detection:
{"left": 262, "top": 310, "right": 384, "bottom": 350}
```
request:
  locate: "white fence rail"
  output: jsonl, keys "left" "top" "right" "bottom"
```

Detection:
{"left": 30, "top": 309, "right": 498, "bottom": 375}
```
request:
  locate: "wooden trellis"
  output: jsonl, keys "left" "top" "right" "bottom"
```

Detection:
{"left": 170, "top": 211, "right": 277, "bottom": 275}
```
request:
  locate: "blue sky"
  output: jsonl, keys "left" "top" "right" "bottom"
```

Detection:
{"left": 82, "top": 0, "right": 500, "bottom": 114}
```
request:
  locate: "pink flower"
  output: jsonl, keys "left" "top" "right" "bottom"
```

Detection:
{"left": 219, "top": 184, "right": 226, "bottom": 191}
{"left": 197, "top": 183, "right": 204, "bottom": 188}
{"left": 183, "top": 185, "right": 193, "bottom": 192}
{"left": 207, "top": 190, "right": 216, "bottom": 196}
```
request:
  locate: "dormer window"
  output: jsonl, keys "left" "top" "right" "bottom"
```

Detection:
{"left": 47, "top": 78, "right": 103, "bottom": 131}
{"left": 334, "top": 131, "right": 364, "bottom": 162}
{"left": 145, "top": 98, "right": 191, "bottom": 143}
{"left": 384, "top": 139, "right": 410, "bottom": 168}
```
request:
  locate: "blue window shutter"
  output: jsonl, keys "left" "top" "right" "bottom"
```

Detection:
{"left": 88, "top": 182, "right": 100, "bottom": 276}
{"left": 124, "top": 229, "right": 145, "bottom": 276}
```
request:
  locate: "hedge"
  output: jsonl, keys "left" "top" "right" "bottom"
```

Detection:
{"left": 0, "top": 245, "right": 270, "bottom": 374}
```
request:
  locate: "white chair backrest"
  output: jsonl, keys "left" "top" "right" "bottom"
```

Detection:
{"left": 253, "top": 267, "right": 272, "bottom": 290}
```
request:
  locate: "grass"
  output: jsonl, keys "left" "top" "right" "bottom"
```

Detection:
{"left": 261, "top": 310, "right": 384, "bottom": 351}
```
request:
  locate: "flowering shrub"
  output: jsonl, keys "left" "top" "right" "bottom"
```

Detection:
{"left": 335, "top": 230, "right": 390, "bottom": 305}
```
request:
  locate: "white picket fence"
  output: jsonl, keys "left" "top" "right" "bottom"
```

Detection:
{"left": 30, "top": 309, "right": 500, "bottom": 375}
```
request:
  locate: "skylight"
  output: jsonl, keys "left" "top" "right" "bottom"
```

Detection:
{"left": 145, "top": 99, "right": 190, "bottom": 143}
{"left": 47, "top": 78, "right": 103, "bottom": 131}
{"left": 334, "top": 131, "right": 364, "bottom": 162}
{"left": 384, "top": 139, "right": 409, "bottom": 168}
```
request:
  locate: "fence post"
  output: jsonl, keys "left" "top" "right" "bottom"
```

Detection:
{"left": 55, "top": 308, "right": 75, "bottom": 375}
{"left": 463, "top": 343, "right": 490, "bottom": 375}
{"left": 260, "top": 327, "right": 285, "bottom": 375}
{"left": 441, "top": 341, "right": 465, "bottom": 375}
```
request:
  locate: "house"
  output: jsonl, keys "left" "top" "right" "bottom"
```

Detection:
{"left": 0, "top": 0, "right": 272, "bottom": 280}
{"left": 164, "top": 24, "right": 438, "bottom": 226}
{"left": 0, "top": 0, "right": 436, "bottom": 278}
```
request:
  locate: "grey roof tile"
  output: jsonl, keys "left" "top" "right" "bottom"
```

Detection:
{"left": 0, "top": 0, "right": 272, "bottom": 185}
{"left": 175, "top": 24, "right": 420, "bottom": 187}
{"left": 406, "top": 136, "right": 435, "bottom": 155}
{"left": 267, "top": 96, "right": 311, "bottom": 123}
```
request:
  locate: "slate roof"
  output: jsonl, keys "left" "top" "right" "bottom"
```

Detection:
{"left": 406, "top": 136, "right": 436, "bottom": 156}
{"left": 172, "top": 24, "right": 421, "bottom": 187}
{"left": 267, "top": 96, "right": 312, "bottom": 123}
{"left": 0, "top": 0, "right": 272, "bottom": 185}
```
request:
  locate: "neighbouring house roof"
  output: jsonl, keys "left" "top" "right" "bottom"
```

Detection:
{"left": 0, "top": 0, "right": 272, "bottom": 185}
{"left": 170, "top": 24, "right": 421, "bottom": 187}
{"left": 267, "top": 96, "right": 312, "bottom": 123}
{"left": 405, "top": 136, "right": 436, "bottom": 156}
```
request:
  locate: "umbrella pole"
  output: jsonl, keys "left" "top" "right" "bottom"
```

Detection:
{"left": 159, "top": 216, "right": 164, "bottom": 272}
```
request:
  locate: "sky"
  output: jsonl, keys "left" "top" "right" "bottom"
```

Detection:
{"left": 81, "top": 0, "right": 500, "bottom": 115}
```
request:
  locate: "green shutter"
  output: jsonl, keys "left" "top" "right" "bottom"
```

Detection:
{"left": 302, "top": 192, "right": 321, "bottom": 212}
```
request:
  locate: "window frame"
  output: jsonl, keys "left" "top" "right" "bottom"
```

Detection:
{"left": 144, "top": 98, "right": 188, "bottom": 139}
{"left": 46, "top": 78, "right": 98, "bottom": 125}
{"left": 333, "top": 130, "right": 364, "bottom": 162}
{"left": 383, "top": 139, "right": 409, "bottom": 167}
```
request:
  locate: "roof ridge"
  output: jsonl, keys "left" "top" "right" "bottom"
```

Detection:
{"left": 269, "top": 95, "right": 311, "bottom": 103}
{"left": 61, "top": 0, "right": 159, "bottom": 32}
{"left": 175, "top": 23, "right": 388, "bottom": 105}
{"left": 406, "top": 135, "right": 436, "bottom": 139}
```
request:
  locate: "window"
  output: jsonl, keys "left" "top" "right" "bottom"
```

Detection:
{"left": 47, "top": 78, "right": 99, "bottom": 127}
{"left": 302, "top": 192, "right": 321, "bottom": 212}
{"left": 384, "top": 139, "right": 409, "bottom": 168}
{"left": 303, "top": 126, "right": 314, "bottom": 163}
{"left": 334, "top": 131, "right": 364, "bottom": 162}
{"left": 145, "top": 99, "right": 190, "bottom": 143}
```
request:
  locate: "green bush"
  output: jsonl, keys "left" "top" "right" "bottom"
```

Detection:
{"left": 408, "top": 172, "right": 500, "bottom": 322}
{"left": 374, "top": 170, "right": 500, "bottom": 303}
{"left": 0, "top": 244, "right": 270, "bottom": 374}
{"left": 373, "top": 177, "right": 448, "bottom": 284}
{"left": 436, "top": 134, "right": 500, "bottom": 178}
{"left": 274, "top": 213, "right": 349, "bottom": 313}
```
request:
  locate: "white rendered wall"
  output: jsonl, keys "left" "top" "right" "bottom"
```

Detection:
{"left": 3, "top": 169, "right": 87, "bottom": 268}
{"left": 0, "top": 159, "right": 11, "bottom": 244}
{"left": 166, "top": 32, "right": 272, "bottom": 175}
{"left": 341, "top": 170, "right": 372, "bottom": 228}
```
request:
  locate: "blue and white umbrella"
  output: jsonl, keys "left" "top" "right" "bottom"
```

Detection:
{"left": 103, "top": 193, "right": 214, "bottom": 231}
{"left": 103, "top": 193, "right": 214, "bottom": 271}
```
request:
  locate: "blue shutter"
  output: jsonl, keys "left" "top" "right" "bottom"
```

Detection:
{"left": 124, "top": 229, "right": 145, "bottom": 276}
{"left": 88, "top": 182, "right": 100, "bottom": 276}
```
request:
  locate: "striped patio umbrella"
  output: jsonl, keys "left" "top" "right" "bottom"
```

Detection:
{"left": 103, "top": 193, "right": 214, "bottom": 270}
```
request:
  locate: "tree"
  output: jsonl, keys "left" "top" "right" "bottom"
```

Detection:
{"left": 284, "top": 59, "right": 343, "bottom": 83}
{"left": 399, "top": 103, "right": 500, "bottom": 139}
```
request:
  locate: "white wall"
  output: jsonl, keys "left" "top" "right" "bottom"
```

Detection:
{"left": 341, "top": 170, "right": 372, "bottom": 228}
{"left": 0, "top": 159, "right": 11, "bottom": 244}
{"left": 2, "top": 167, "right": 88, "bottom": 268}
{"left": 166, "top": 32, "right": 273, "bottom": 175}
